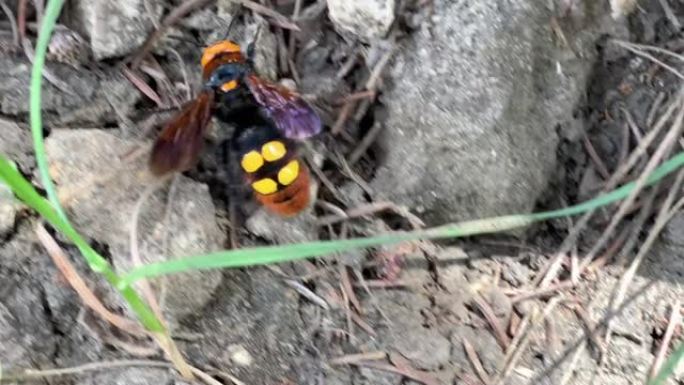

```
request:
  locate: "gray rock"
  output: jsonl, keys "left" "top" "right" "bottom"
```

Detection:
{"left": 48, "top": 26, "right": 90, "bottom": 66}
{"left": 45, "top": 129, "right": 225, "bottom": 324}
{"left": 0, "top": 220, "right": 43, "bottom": 271}
{"left": 217, "top": 0, "right": 240, "bottom": 20}
{"left": 662, "top": 211, "right": 684, "bottom": 246}
{"left": 645, "top": 208, "right": 684, "bottom": 283}
{"left": 601, "top": 337, "right": 654, "bottom": 384}
{"left": 646, "top": 242, "right": 684, "bottom": 283}
{"left": 587, "top": 273, "right": 680, "bottom": 345}
{"left": 373, "top": 290, "right": 449, "bottom": 370}
{"left": 483, "top": 287, "right": 512, "bottom": 321}
{"left": 77, "top": 367, "right": 175, "bottom": 385}
{"left": 354, "top": 367, "right": 402, "bottom": 385}
{"left": 0, "top": 268, "right": 59, "bottom": 369}
{"left": 500, "top": 260, "right": 532, "bottom": 287}
{"left": 299, "top": 68, "right": 351, "bottom": 104}
{"left": 182, "top": 268, "right": 306, "bottom": 384}
{"left": 0, "top": 221, "right": 97, "bottom": 341}
{"left": 179, "top": 8, "right": 225, "bottom": 32}
{"left": 0, "top": 183, "right": 17, "bottom": 235}
{"left": 393, "top": 327, "right": 451, "bottom": 370}
{"left": 245, "top": 21, "right": 278, "bottom": 82}
{"left": 246, "top": 208, "right": 318, "bottom": 244}
{"left": 0, "top": 301, "right": 35, "bottom": 368}
{"left": 0, "top": 58, "right": 140, "bottom": 127}
{"left": 434, "top": 262, "right": 473, "bottom": 322}
{"left": 327, "top": 0, "right": 395, "bottom": 42}
{"left": 70, "top": 0, "right": 162, "bottom": 60}
{"left": 0, "top": 118, "right": 33, "bottom": 171}
{"left": 372, "top": 0, "right": 613, "bottom": 225}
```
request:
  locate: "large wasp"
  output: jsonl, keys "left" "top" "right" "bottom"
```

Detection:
{"left": 150, "top": 40, "right": 321, "bottom": 216}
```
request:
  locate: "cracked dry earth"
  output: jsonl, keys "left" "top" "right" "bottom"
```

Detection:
{"left": 1, "top": 0, "right": 684, "bottom": 385}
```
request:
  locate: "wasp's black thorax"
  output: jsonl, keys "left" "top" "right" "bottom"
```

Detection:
{"left": 213, "top": 86, "right": 269, "bottom": 127}
{"left": 205, "top": 62, "right": 275, "bottom": 132}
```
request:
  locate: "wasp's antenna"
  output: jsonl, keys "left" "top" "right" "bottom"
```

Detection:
{"left": 221, "top": 8, "right": 243, "bottom": 41}
{"left": 246, "top": 23, "right": 262, "bottom": 64}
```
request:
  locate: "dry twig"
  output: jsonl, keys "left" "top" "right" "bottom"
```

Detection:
{"left": 604, "top": 168, "right": 684, "bottom": 346}
{"left": 496, "top": 297, "right": 562, "bottom": 385}
{"left": 612, "top": 40, "right": 684, "bottom": 80}
{"left": 347, "top": 122, "right": 384, "bottom": 166}
{"left": 649, "top": 300, "right": 682, "bottom": 380}
{"left": 538, "top": 91, "right": 681, "bottom": 287}
{"left": 473, "top": 294, "right": 511, "bottom": 349}
{"left": 580, "top": 93, "right": 684, "bottom": 272}
{"left": 0, "top": 0, "right": 18, "bottom": 46}
{"left": 1, "top": 360, "right": 172, "bottom": 381}
{"left": 16, "top": 0, "right": 26, "bottom": 40}
{"left": 284, "top": 279, "right": 329, "bottom": 309}
{"left": 657, "top": 0, "right": 681, "bottom": 30}
{"left": 35, "top": 223, "right": 147, "bottom": 338}
{"left": 234, "top": 0, "right": 300, "bottom": 31}
{"left": 463, "top": 338, "right": 493, "bottom": 385}
{"left": 22, "top": 38, "right": 77, "bottom": 96}
{"left": 329, "top": 351, "right": 387, "bottom": 366}
{"left": 122, "top": 67, "right": 166, "bottom": 108}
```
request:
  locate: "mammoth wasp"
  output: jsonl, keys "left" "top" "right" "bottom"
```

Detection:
{"left": 149, "top": 40, "right": 322, "bottom": 216}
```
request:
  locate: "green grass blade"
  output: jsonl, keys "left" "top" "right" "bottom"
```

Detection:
{"left": 25, "top": 0, "right": 165, "bottom": 333}
{"left": 30, "top": 0, "right": 67, "bottom": 220}
{"left": 533, "top": 152, "right": 684, "bottom": 220}
{"left": 0, "top": 156, "right": 165, "bottom": 332}
{"left": 649, "top": 341, "right": 684, "bottom": 385}
{"left": 117, "top": 214, "right": 534, "bottom": 288}
{"left": 119, "top": 151, "right": 684, "bottom": 288}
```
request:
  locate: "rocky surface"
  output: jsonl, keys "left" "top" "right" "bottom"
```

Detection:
{"left": 372, "top": 1, "right": 615, "bottom": 225}
{"left": 646, "top": 211, "right": 684, "bottom": 283}
{"left": 180, "top": 268, "right": 307, "bottom": 384}
{"left": 0, "top": 177, "right": 18, "bottom": 236}
{"left": 0, "top": 0, "right": 682, "bottom": 385}
{"left": 327, "top": 0, "right": 395, "bottom": 41}
{"left": 44, "top": 129, "right": 225, "bottom": 324}
{"left": 245, "top": 208, "right": 318, "bottom": 244}
{"left": 0, "top": 118, "right": 33, "bottom": 171}
{"left": 70, "top": 0, "right": 162, "bottom": 59}
{"left": 0, "top": 118, "right": 30, "bottom": 238}
{"left": 0, "top": 58, "right": 140, "bottom": 127}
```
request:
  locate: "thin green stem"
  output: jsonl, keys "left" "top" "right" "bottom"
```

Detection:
{"left": 30, "top": 0, "right": 66, "bottom": 220}
{"left": 0, "top": 158, "right": 165, "bottom": 332}
{"left": 24, "top": 0, "right": 165, "bottom": 333}
{"left": 649, "top": 341, "right": 684, "bottom": 385}
{"left": 117, "top": 151, "right": 684, "bottom": 287}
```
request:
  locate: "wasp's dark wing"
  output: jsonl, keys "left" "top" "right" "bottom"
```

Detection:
{"left": 149, "top": 91, "right": 214, "bottom": 176}
{"left": 245, "top": 75, "right": 322, "bottom": 140}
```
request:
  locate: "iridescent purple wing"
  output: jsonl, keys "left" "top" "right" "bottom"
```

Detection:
{"left": 246, "top": 75, "right": 322, "bottom": 140}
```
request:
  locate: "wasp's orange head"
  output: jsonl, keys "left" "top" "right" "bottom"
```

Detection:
{"left": 201, "top": 40, "right": 242, "bottom": 69}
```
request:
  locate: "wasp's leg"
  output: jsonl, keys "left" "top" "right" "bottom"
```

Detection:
{"left": 223, "top": 139, "right": 253, "bottom": 248}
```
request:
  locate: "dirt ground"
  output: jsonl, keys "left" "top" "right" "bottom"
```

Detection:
{"left": 1, "top": 0, "right": 684, "bottom": 385}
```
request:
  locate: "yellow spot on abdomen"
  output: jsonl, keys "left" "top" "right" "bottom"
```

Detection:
{"left": 221, "top": 80, "right": 239, "bottom": 92}
{"left": 261, "top": 141, "right": 286, "bottom": 162}
{"left": 252, "top": 178, "right": 278, "bottom": 195}
{"left": 241, "top": 151, "right": 263, "bottom": 173}
{"left": 277, "top": 160, "right": 299, "bottom": 186}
